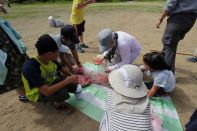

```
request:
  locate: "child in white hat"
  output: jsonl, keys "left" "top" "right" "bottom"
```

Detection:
{"left": 100, "top": 65, "right": 152, "bottom": 131}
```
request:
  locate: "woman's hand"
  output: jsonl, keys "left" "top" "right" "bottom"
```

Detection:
{"left": 93, "top": 55, "right": 104, "bottom": 65}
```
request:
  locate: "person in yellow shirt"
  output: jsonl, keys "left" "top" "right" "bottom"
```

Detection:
{"left": 70, "top": 0, "right": 95, "bottom": 53}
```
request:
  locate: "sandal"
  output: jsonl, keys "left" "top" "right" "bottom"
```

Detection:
{"left": 53, "top": 102, "right": 74, "bottom": 115}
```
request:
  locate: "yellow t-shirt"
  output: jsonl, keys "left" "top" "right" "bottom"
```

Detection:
{"left": 70, "top": 0, "right": 85, "bottom": 25}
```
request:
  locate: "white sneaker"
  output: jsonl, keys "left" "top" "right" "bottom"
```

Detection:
{"left": 74, "top": 84, "right": 83, "bottom": 99}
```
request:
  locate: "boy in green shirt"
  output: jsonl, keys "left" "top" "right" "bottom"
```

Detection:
{"left": 22, "top": 34, "right": 79, "bottom": 113}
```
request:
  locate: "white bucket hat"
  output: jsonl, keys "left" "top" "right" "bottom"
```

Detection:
{"left": 109, "top": 64, "right": 148, "bottom": 98}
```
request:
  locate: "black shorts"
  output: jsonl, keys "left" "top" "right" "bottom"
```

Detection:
{"left": 74, "top": 20, "right": 85, "bottom": 36}
{"left": 38, "top": 79, "right": 77, "bottom": 103}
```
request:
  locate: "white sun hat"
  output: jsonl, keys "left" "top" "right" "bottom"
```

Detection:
{"left": 109, "top": 64, "right": 148, "bottom": 98}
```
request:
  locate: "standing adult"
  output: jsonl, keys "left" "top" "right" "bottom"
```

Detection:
{"left": 156, "top": 0, "right": 197, "bottom": 73}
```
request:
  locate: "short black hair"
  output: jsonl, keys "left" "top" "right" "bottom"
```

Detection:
{"left": 61, "top": 25, "right": 79, "bottom": 43}
{"left": 35, "top": 34, "right": 58, "bottom": 55}
{"left": 143, "top": 52, "right": 170, "bottom": 70}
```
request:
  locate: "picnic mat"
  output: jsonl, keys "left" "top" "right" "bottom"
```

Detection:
{"left": 67, "top": 84, "right": 183, "bottom": 131}
{"left": 67, "top": 62, "right": 183, "bottom": 131}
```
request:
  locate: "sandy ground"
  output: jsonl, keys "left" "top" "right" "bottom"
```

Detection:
{"left": 0, "top": 6, "right": 197, "bottom": 131}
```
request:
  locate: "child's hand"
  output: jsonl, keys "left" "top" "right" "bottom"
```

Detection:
{"left": 93, "top": 58, "right": 103, "bottom": 65}
{"left": 62, "top": 66, "right": 73, "bottom": 76}
{"left": 66, "top": 75, "right": 78, "bottom": 84}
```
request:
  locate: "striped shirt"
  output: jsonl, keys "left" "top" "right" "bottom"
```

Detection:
{"left": 100, "top": 92, "right": 152, "bottom": 131}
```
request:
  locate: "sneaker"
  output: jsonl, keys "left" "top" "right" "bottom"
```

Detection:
{"left": 186, "top": 56, "right": 197, "bottom": 63}
{"left": 80, "top": 43, "right": 89, "bottom": 48}
{"left": 76, "top": 47, "right": 85, "bottom": 53}
{"left": 19, "top": 96, "right": 29, "bottom": 103}
{"left": 74, "top": 84, "right": 83, "bottom": 99}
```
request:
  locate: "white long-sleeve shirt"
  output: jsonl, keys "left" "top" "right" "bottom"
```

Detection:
{"left": 103, "top": 31, "right": 141, "bottom": 70}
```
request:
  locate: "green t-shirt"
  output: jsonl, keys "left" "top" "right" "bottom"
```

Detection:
{"left": 22, "top": 57, "right": 57, "bottom": 102}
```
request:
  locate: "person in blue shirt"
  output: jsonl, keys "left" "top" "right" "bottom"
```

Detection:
{"left": 141, "top": 52, "right": 176, "bottom": 97}
{"left": 53, "top": 25, "right": 82, "bottom": 74}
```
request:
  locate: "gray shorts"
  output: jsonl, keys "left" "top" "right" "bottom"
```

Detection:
{"left": 162, "top": 13, "right": 197, "bottom": 47}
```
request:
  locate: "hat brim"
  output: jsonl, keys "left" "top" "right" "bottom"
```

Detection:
{"left": 99, "top": 42, "right": 113, "bottom": 53}
{"left": 58, "top": 44, "right": 69, "bottom": 53}
{"left": 109, "top": 69, "right": 148, "bottom": 98}
{"left": 99, "top": 44, "right": 109, "bottom": 53}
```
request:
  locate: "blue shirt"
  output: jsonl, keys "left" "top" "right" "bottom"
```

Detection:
{"left": 53, "top": 34, "right": 76, "bottom": 51}
{"left": 151, "top": 70, "right": 175, "bottom": 92}
{"left": 164, "top": 0, "right": 197, "bottom": 15}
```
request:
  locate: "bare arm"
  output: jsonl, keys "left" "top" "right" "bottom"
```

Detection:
{"left": 61, "top": 53, "right": 74, "bottom": 70}
{"left": 156, "top": 11, "right": 168, "bottom": 28}
{"left": 38, "top": 75, "right": 78, "bottom": 96}
{"left": 71, "top": 50, "right": 82, "bottom": 67}
{"left": 61, "top": 66, "right": 73, "bottom": 76}
{"left": 76, "top": 0, "right": 95, "bottom": 9}
{"left": 156, "top": 0, "right": 178, "bottom": 28}
{"left": 147, "top": 84, "right": 160, "bottom": 97}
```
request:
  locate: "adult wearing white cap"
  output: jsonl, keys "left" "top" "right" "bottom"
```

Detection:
{"left": 100, "top": 65, "right": 152, "bottom": 131}
{"left": 97, "top": 28, "right": 141, "bottom": 72}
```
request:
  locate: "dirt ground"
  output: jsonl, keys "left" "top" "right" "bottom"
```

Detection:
{"left": 0, "top": 7, "right": 197, "bottom": 131}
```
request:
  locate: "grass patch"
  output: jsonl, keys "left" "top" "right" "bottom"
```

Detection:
{"left": 0, "top": 2, "right": 72, "bottom": 19}
{"left": 0, "top": 1, "right": 164, "bottom": 20}
{"left": 88, "top": 2, "right": 163, "bottom": 12}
